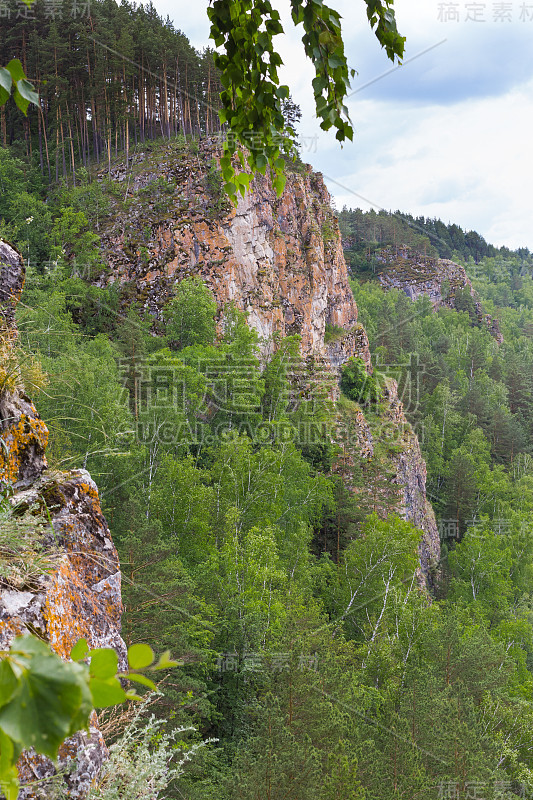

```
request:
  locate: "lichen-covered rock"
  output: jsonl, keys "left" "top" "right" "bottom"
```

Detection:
{"left": 0, "top": 241, "right": 125, "bottom": 798}
{"left": 0, "top": 389, "right": 49, "bottom": 485}
{"left": 375, "top": 245, "right": 503, "bottom": 343}
{"left": 96, "top": 139, "right": 358, "bottom": 358}
{"left": 0, "top": 243, "right": 48, "bottom": 486}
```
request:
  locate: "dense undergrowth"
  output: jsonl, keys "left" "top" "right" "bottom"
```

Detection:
{"left": 1, "top": 137, "right": 533, "bottom": 797}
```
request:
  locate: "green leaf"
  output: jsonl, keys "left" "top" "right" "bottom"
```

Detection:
{"left": 66, "top": 662, "right": 94, "bottom": 734}
{"left": 224, "top": 181, "right": 237, "bottom": 199}
{"left": 5, "top": 60, "right": 24, "bottom": 83}
{"left": 272, "top": 173, "right": 286, "bottom": 197}
{"left": 0, "top": 636, "right": 92, "bottom": 759}
{"left": 2, "top": 62, "right": 39, "bottom": 114}
{"left": 328, "top": 55, "right": 344, "bottom": 69}
{"left": 234, "top": 172, "right": 251, "bottom": 189}
{"left": 16, "top": 79, "right": 39, "bottom": 108}
{"left": 124, "top": 690, "right": 142, "bottom": 701}
{"left": 122, "top": 673, "right": 158, "bottom": 691}
{"left": 127, "top": 643, "right": 154, "bottom": 670}
{"left": 89, "top": 648, "right": 118, "bottom": 679}
{"left": 0, "top": 68, "right": 12, "bottom": 96}
{"left": 13, "top": 89, "right": 29, "bottom": 116}
{"left": 0, "top": 661, "right": 18, "bottom": 709}
{"left": 0, "top": 730, "right": 20, "bottom": 800}
{"left": 312, "top": 75, "right": 327, "bottom": 94}
{"left": 153, "top": 650, "right": 182, "bottom": 670}
{"left": 70, "top": 638, "right": 89, "bottom": 662}
{"left": 318, "top": 30, "right": 335, "bottom": 46}
{"left": 89, "top": 677, "right": 126, "bottom": 708}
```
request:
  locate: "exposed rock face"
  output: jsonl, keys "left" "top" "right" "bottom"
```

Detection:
{"left": 375, "top": 245, "right": 503, "bottom": 343}
{"left": 0, "top": 240, "right": 25, "bottom": 329}
{"left": 0, "top": 386, "right": 48, "bottom": 486}
{"left": 0, "top": 241, "right": 125, "bottom": 798}
{"left": 95, "top": 142, "right": 440, "bottom": 579}
{"left": 97, "top": 140, "right": 357, "bottom": 357}
{"left": 333, "top": 378, "right": 440, "bottom": 581}
{"left": 376, "top": 246, "right": 472, "bottom": 309}
{"left": 326, "top": 324, "right": 372, "bottom": 375}
{"left": 381, "top": 381, "right": 440, "bottom": 580}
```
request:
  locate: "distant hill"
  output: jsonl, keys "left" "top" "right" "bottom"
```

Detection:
{"left": 338, "top": 206, "right": 533, "bottom": 272}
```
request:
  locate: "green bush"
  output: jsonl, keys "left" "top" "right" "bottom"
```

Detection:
{"left": 163, "top": 277, "right": 217, "bottom": 349}
{"left": 339, "top": 357, "right": 382, "bottom": 406}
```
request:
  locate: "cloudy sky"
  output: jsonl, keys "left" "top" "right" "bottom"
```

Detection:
{"left": 152, "top": 0, "right": 533, "bottom": 249}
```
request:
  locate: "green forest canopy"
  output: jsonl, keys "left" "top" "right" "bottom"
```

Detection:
{"left": 1, "top": 0, "right": 533, "bottom": 794}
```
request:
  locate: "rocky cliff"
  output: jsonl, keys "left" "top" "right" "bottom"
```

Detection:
{"left": 375, "top": 245, "right": 503, "bottom": 342}
{"left": 333, "top": 375, "right": 440, "bottom": 582}
{"left": 95, "top": 139, "right": 357, "bottom": 356}
{"left": 0, "top": 241, "right": 125, "bottom": 798}
{"left": 94, "top": 140, "right": 440, "bottom": 578}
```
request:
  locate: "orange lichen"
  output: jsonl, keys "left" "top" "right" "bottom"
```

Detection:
{"left": 0, "top": 411, "right": 48, "bottom": 483}
{"left": 0, "top": 616, "right": 27, "bottom": 642}
{"left": 78, "top": 481, "right": 99, "bottom": 501}
{"left": 43, "top": 558, "right": 106, "bottom": 659}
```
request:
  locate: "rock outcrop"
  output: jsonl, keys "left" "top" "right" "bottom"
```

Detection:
{"left": 381, "top": 381, "right": 440, "bottom": 579}
{"left": 96, "top": 140, "right": 358, "bottom": 357}
{"left": 375, "top": 245, "right": 503, "bottom": 342}
{"left": 0, "top": 241, "right": 125, "bottom": 798}
{"left": 94, "top": 140, "right": 440, "bottom": 579}
{"left": 333, "top": 377, "right": 439, "bottom": 581}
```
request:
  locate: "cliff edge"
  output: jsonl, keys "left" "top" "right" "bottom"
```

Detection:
{"left": 0, "top": 241, "right": 125, "bottom": 799}
{"left": 94, "top": 141, "right": 440, "bottom": 579}
{"left": 375, "top": 245, "right": 503, "bottom": 342}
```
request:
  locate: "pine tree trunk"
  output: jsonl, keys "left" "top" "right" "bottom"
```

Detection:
{"left": 67, "top": 112, "right": 76, "bottom": 185}
{"left": 40, "top": 105, "right": 51, "bottom": 180}
{"left": 1, "top": 107, "right": 6, "bottom": 148}
{"left": 37, "top": 107, "right": 44, "bottom": 174}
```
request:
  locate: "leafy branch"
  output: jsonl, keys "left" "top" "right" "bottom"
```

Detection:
{"left": 207, "top": 0, "right": 405, "bottom": 197}
{"left": 0, "top": 635, "right": 179, "bottom": 800}
{"left": 0, "top": 60, "right": 39, "bottom": 115}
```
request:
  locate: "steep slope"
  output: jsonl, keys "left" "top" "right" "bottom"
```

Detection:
{"left": 97, "top": 139, "right": 357, "bottom": 355}
{"left": 94, "top": 140, "right": 440, "bottom": 578}
{"left": 0, "top": 241, "right": 125, "bottom": 798}
{"left": 375, "top": 245, "right": 503, "bottom": 342}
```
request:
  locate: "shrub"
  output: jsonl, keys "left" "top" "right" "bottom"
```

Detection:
{"left": 163, "top": 277, "right": 217, "bottom": 350}
{"left": 84, "top": 704, "right": 213, "bottom": 800}
{"left": 340, "top": 357, "right": 382, "bottom": 407}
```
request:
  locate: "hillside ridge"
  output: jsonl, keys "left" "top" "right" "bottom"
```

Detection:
{"left": 91, "top": 139, "right": 440, "bottom": 577}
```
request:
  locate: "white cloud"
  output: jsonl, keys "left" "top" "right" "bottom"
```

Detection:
{"left": 148, "top": 0, "right": 533, "bottom": 248}
{"left": 320, "top": 82, "right": 533, "bottom": 248}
